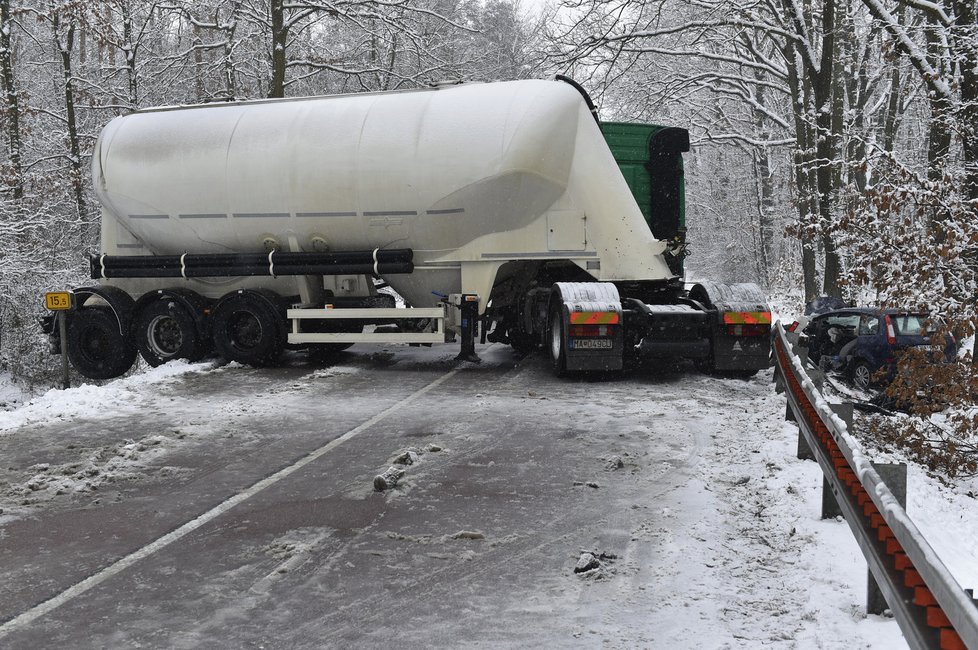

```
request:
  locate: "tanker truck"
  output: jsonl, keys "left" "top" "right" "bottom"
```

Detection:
{"left": 43, "top": 77, "right": 771, "bottom": 379}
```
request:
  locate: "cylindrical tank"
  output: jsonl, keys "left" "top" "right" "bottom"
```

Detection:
{"left": 93, "top": 79, "right": 672, "bottom": 308}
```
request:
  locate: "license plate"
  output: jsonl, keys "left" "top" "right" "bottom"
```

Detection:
{"left": 569, "top": 338, "right": 613, "bottom": 350}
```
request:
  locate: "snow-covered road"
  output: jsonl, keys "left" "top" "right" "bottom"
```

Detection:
{"left": 0, "top": 345, "right": 915, "bottom": 647}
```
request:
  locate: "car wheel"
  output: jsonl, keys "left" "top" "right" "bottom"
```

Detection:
{"left": 850, "top": 360, "right": 873, "bottom": 390}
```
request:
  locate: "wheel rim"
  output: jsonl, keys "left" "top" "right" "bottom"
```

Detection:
{"left": 227, "top": 311, "right": 263, "bottom": 350}
{"left": 854, "top": 364, "right": 871, "bottom": 389}
{"left": 550, "top": 314, "right": 562, "bottom": 361}
{"left": 80, "top": 324, "right": 110, "bottom": 363}
{"left": 147, "top": 315, "right": 183, "bottom": 358}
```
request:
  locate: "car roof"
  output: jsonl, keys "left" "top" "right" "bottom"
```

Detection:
{"left": 812, "top": 307, "right": 927, "bottom": 319}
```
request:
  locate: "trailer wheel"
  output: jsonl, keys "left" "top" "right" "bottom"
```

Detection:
{"left": 211, "top": 292, "right": 284, "bottom": 367}
{"left": 547, "top": 300, "right": 568, "bottom": 377}
{"left": 134, "top": 299, "right": 207, "bottom": 367}
{"left": 67, "top": 307, "right": 138, "bottom": 380}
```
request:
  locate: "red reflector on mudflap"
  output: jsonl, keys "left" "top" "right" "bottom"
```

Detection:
{"left": 722, "top": 311, "right": 772, "bottom": 325}
{"left": 569, "top": 311, "right": 620, "bottom": 325}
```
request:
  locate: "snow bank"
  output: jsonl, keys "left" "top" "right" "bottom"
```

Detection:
{"left": 0, "top": 360, "right": 220, "bottom": 433}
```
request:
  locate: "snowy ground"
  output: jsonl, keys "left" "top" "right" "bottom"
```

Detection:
{"left": 0, "top": 373, "right": 25, "bottom": 411}
{"left": 0, "top": 345, "right": 971, "bottom": 647}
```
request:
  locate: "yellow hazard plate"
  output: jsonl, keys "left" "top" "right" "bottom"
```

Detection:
{"left": 44, "top": 291, "right": 74, "bottom": 311}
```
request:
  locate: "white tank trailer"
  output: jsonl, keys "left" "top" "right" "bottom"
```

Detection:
{"left": 45, "top": 77, "right": 771, "bottom": 379}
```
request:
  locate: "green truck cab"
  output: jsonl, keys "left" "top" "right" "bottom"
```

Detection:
{"left": 601, "top": 122, "right": 690, "bottom": 277}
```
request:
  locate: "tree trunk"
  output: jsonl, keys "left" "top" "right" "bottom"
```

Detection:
{"left": 752, "top": 81, "right": 775, "bottom": 286}
{"left": 844, "top": 11, "right": 872, "bottom": 193}
{"left": 881, "top": 6, "right": 904, "bottom": 155}
{"left": 122, "top": 1, "right": 138, "bottom": 107}
{"left": 192, "top": 20, "right": 204, "bottom": 101}
{"left": 823, "top": 0, "right": 846, "bottom": 298}
{"left": 925, "top": 20, "right": 952, "bottom": 184}
{"left": 785, "top": 39, "right": 820, "bottom": 300}
{"left": 952, "top": 0, "right": 978, "bottom": 202}
{"left": 269, "top": 0, "right": 286, "bottom": 98}
{"left": 812, "top": 0, "right": 842, "bottom": 298}
{"left": 224, "top": 2, "right": 240, "bottom": 98}
{"left": 52, "top": 11, "right": 85, "bottom": 219}
{"left": 0, "top": 0, "right": 23, "bottom": 199}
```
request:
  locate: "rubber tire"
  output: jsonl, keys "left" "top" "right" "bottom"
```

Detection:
{"left": 850, "top": 359, "right": 873, "bottom": 390}
{"left": 509, "top": 303, "right": 537, "bottom": 354}
{"left": 66, "top": 307, "right": 138, "bottom": 380}
{"left": 548, "top": 300, "right": 568, "bottom": 377}
{"left": 510, "top": 334, "right": 537, "bottom": 355}
{"left": 134, "top": 299, "right": 206, "bottom": 367}
{"left": 211, "top": 292, "right": 284, "bottom": 367}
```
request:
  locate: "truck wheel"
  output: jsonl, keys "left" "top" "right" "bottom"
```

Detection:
{"left": 67, "top": 307, "right": 138, "bottom": 379}
{"left": 211, "top": 292, "right": 284, "bottom": 367}
{"left": 548, "top": 300, "right": 567, "bottom": 377}
{"left": 134, "top": 299, "right": 206, "bottom": 367}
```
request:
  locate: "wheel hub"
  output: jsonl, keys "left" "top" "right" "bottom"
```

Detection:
{"left": 147, "top": 315, "right": 184, "bottom": 357}
{"left": 228, "top": 311, "right": 263, "bottom": 350}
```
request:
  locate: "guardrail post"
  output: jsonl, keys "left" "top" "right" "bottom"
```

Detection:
{"left": 866, "top": 462, "right": 908, "bottom": 616}
{"left": 820, "top": 403, "right": 855, "bottom": 519}
{"left": 796, "top": 423, "right": 813, "bottom": 460}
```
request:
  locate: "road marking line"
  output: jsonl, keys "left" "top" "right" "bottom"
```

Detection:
{"left": 0, "top": 366, "right": 461, "bottom": 637}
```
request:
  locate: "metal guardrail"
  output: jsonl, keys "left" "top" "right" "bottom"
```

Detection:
{"left": 773, "top": 322, "right": 978, "bottom": 650}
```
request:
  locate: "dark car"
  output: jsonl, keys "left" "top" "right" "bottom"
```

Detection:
{"left": 801, "top": 308, "right": 956, "bottom": 389}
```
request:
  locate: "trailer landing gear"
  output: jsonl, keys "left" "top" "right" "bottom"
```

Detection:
{"left": 454, "top": 294, "right": 481, "bottom": 363}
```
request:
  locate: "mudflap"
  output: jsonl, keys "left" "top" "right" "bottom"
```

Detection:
{"left": 692, "top": 282, "right": 772, "bottom": 372}
{"left": 711, "top": 326, "right": 772, "bottom": 371}
{"left": 553, "top": 282, "right": 624, "bottom": 373}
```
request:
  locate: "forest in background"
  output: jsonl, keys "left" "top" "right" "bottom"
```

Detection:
{"left": 0, "top": 0, "right": 976, "bottom": 394}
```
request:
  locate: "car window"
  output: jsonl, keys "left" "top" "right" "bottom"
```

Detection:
{"left": 891, "top": 314, "right": 925, "bottom": 336}
{"left": 858, "top": 315, "right": 880, "bottom": 336}
{"left": 823, "top": 314, "right": 860, "bottom": 330}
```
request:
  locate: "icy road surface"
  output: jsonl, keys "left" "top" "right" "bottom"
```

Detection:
{"left": 0, "top": 345, "right": 910, "bottom": 648}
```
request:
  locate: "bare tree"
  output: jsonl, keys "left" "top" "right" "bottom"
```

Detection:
{"left": 0, "top": 0, "right": 23, "bottom": 199}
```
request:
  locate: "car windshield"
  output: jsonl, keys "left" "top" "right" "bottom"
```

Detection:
{"left": 890, "top": 314, "right": 926, "bottom": 336}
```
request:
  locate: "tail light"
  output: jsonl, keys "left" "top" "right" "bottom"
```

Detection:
{"left": 569, "top": 324, "right": 614, "bottom": 337}
{"left": 722, "top": 312, "right": 771, "bottom": 337}
{"left": 883, "top": 315, "right": 897, "bottom": 345}
{"left": 786, "top": 321, "right": 799, "bottom": 333}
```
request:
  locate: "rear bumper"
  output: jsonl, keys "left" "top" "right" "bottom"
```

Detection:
{"left": 638, "top": 338, "right": 710, "bottom": 358}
